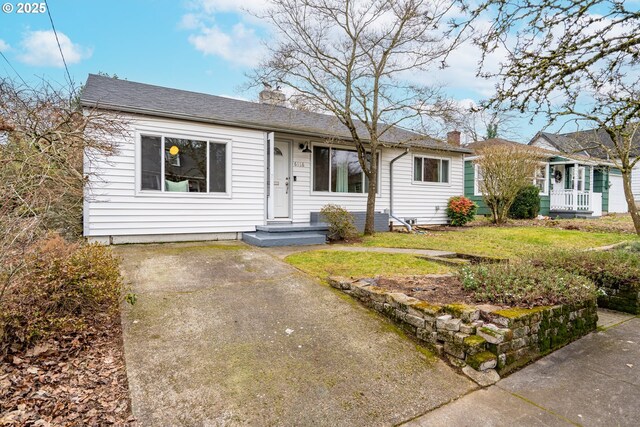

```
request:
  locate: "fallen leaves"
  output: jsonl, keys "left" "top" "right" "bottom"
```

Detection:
{"left": 0, "top": 314, "right": 134, "bottom": 426}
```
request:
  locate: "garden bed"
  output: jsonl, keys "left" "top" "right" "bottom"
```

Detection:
{"left": 377, "top": 275, "right": 481, "bottom": 306}
{"left": 529, "top": 247, "right": 640, "bottom": 315}
{"left": 329, "top": 268, "right": 598, "bottom": 382}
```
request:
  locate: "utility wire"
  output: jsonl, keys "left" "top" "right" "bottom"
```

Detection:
{"left": 0, "top": 51, "right": 28, "bottom": 86}
{"left": 44, "top": 0, "right": 73, "bottom": 89}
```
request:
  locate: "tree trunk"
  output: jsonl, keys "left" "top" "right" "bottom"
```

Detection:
{"left": 364, "top": 153, "right": 378, "bottom": 235}
{"left": 621, "top": 169, "right": 640, "bottom": 235}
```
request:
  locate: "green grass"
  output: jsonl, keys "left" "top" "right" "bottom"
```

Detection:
{"left": 361, "top": 226, "right": 638, "bottom": 259}
{"left": 285, "top": 250, "right": 449, "bottom": 280}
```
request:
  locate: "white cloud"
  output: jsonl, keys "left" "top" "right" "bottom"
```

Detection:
{"left": 188, "top": 23, "right": 264, "bottom": 67}
{"left": 17, "top": 30, "right": 92, "bottom": 67}
{"left": 0, "top": 39, "right": 10, "bottom": 52}
{"left": 178, "top": 13, "right": 203, "bottom": 30}
{"left": 195, "top": 0, "right": 269, "bottom": 14}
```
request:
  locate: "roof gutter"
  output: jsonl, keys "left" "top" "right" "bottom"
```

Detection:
{"left": 389, "top": 149, "right": 412, "bottom": 232}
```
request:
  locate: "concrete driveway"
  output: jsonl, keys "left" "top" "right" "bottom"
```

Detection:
{"left": 117, "top": 242, "right": 475, "bottom": 426}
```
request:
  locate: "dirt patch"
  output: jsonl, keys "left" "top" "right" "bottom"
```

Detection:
{"left": 377, "top": 275, "right": 481, "bottom": 306}
{"left": 0, "top": 313, "right": 133, "bottom": 426}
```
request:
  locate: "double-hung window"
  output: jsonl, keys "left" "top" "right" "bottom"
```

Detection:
{"left": 474, "top": 164, "right": 484, "bottom": 195}
{"left": 140, "top": 134, "right": 227, "bottom": 193}
{"left": 413, "top": 156, "right": 449, "bottom": 183}
{"left": 534, "top": 164, "right": 549, "bottom": 195}
{"left": 313, "top": 146, "right": 372, "bottom": 193}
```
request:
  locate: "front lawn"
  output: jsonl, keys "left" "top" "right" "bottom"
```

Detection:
{"left": 361, "top": 226, "right": 637, "bottom": 259}
{"left": 285, "top": 250, "right": 449, "bottom": 280}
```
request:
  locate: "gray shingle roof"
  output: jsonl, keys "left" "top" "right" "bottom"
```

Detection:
{"left": 536, "top": 129, "right": 640, "bottom": 159}
{"left": 467, "top": 137, "right": 605, "bottom": 164}
{"left": 80, "top": 74, "right": 470, "bottom": 153}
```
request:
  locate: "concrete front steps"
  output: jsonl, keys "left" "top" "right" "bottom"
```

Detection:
{"left": 242, "top": 223, "right": 329, "bottom": 247}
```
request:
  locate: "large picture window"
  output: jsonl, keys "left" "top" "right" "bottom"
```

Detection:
{"left": 140, "top": 134, "right": 227, "bottom": 193}
{"left": 313, "top": 146, "right": 372, "bottom": 193}
{"left": 413, "top": 156, "right": 449, "bottom": 183}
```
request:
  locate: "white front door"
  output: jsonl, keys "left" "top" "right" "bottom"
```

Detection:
{"left": 273, "top": 141, "right": 290, "bottom": 218}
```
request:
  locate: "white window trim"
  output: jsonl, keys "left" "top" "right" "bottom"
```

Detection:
{"left": 134, "top": 129, "right": 232, "bottom": 198}
{"left": 411, "top": 154, "right": 452, "bottom": 185}
{"left": 309, "top": 142, "right": 380, "bottom": 196}
{"left": 474, "top": 163, "right": 483, "bottom": 196}
{"left": 534, "top": 163, "right": 550, "bottom": 196}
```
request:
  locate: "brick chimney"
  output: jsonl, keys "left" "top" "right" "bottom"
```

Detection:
{"left": 259, "top": 83, "right": 286, "bottom": 107}
{"left": 447, "top": 130, "right": 461, "bottom": 146}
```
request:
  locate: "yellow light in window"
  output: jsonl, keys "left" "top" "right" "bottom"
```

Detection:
{"left": 169, "top": 145, "right": 179, "bottom": 156}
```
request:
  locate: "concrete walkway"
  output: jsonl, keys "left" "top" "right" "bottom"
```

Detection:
{"left": 116, "top": 242, "right": 475, "bottom": 426}
{"left": 405, "top": 312, "right": 640, "bottom": 427}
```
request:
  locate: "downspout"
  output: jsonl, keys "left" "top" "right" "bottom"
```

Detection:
{"left": 389, "top": 149, "right": 412, "bottom": 232}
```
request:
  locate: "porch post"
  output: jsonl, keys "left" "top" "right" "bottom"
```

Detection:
{"left": 573, "top": 162, "right": 579, "bottom": 211}
{"left": 589, "top": 166, "right": 594, "bottom": 211}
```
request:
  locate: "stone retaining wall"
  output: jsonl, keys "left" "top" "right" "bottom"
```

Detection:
{"left": 597, "top": 283, "right": 640, "bottom": 315}
{"left": 329, "top": 277, "right": 598, "bottom": 382}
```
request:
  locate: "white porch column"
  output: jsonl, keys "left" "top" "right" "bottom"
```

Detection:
{"left": 573, "top": 162, "right": 579, "bottom": 211}
{"left": 589, "top": 166, "right": 594, "bottom": 211}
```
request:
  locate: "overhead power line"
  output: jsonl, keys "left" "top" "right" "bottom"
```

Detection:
{"left": 44, "top": 0, "right": 73, "bottom": 88}
{"left": 0, "top": 51, "right": 28, "bottom": 86}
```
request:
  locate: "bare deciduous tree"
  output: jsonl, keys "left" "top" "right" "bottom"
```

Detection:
{"left": 475, "top": 145, "right": 542, "bottom": 224}
{"left": 252, "top": 0, "right": 462, "bottom": 234}
{"left": 457, "top": 0, "right": 640, "bottom": 233}
{"left": 453, "top": 104, "right": 521, "bottom": 143}
{"left": 0, "top": 78, "right": 126, "bottom": 308}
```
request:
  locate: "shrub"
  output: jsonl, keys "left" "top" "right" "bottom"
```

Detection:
{"left": 509, "top": 185, "right": 541, "bottom": 219}
{"left": 1, "top": 234, "right": 124, "bottom": 350}
{"left": 529, "top": 249, "right": 640, "bottom": 291}
{"left": 446, "top": 196, "right": 478, "bottom": 226}
{"left": 458, "top": 262, "right": 596, "bottom": 307}
{"left": 320, "top": 204, "right": 358, "bottom": 241}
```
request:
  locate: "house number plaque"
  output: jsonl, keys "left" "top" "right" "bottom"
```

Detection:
{"left": 294, "top": 161, "right": 306, "bottom": 167}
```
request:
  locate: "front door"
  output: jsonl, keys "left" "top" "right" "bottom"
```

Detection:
{"left": 273, "top": 141, "right": 290, "bottom": 218}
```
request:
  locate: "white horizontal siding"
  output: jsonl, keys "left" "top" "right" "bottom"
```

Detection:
{"left": 390, "top": 148, "right": 465, "bottom": 225}
{"left": 86, "top": 115, "right": 465, "bottom": 239}
{"left": 283, "top": 133, "right": 464, "bottom": 225}
{"left": 84, "top": 115, "right": 266, "bottom": 237}
{"left": 632, "top": 161, "right": 640, "bottom": 200}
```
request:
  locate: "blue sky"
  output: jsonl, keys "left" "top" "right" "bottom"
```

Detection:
{"left": 0, "top": 0, "right": 549, "bottom": 141}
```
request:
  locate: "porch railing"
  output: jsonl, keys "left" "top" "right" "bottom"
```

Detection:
{"left": 550, "top": 190, "right": 591, "bottom": 211}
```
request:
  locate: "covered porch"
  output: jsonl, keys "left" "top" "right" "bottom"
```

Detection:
{"left": 549, "top": 160, "right": 603, "bottom": 218}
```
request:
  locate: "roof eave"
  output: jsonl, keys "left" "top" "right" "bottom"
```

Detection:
{"left": 80, "top": 99, "right": 471, "bottom": 154}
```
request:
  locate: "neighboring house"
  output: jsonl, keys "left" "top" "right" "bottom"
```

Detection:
{"left": 80, "top": 74, "right": 470, "bottom": 245}
{"left": 464, "top": 138, "right": 614, "bottom": 218}
{"left": 530, "top": 130, "right": 639, "bottom": 213}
